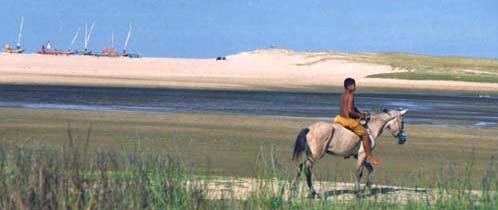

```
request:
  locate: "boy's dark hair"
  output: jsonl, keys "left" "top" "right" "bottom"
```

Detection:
{"left": 344, "top": 78, "right": 356, "bottom": 89}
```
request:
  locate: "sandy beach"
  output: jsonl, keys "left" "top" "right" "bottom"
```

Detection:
{"left": 1, "top": 49, "right": 497, "bottom": 91}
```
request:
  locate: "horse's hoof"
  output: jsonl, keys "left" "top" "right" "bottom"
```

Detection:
{"left": 363, "top": 186, "right": 373, "bottom": 193}
{"left": 290, "top": 190, "right": 299, "bottom": 199}
{"left": 307, "top": 191, "right": 319, "bottom": 199}
{"left": 355, "top": 191, "right": 365, "bottom": 198}
{"left": 366, "top": 182, "right": 373, "bottom": 188}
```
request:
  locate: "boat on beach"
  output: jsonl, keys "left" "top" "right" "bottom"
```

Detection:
{"left": 2, "top": 16, "right": 25, "bottom": 54}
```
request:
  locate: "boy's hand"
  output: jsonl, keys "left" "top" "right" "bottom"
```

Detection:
{"left": 361, "top": 111, "right": 371, "bottom": 121}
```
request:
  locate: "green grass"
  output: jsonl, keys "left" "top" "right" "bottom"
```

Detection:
{"left": 0, "top": 132, "right": 496, "bottom": 209}
{"left": 356, "top": 53, "right": 498, "bottom": 83}
{"left": 294, "top": 51, "right": 498, "bottom": 83}
{"left": 369, "top": 72, "right": 498, "bottom": 83}
{"left": 358, "top": 53, "right": 498, "bottom": 72}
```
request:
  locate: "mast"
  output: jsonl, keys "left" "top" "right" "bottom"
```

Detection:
{"left": 111, "top": 32, "right": 114, "bottom": 48}
{"left": 88, "top": 22, "right": 95, "bottom": 42}
{"left": 84, "top": 22, "right": 95, "bottom": 50}
{"left": 123, "top": 23, "right": 132, "bottom": 53}
{"left": 70, "top": 27, "right": 80, "bottom": 50}
{"left": 84, "top": 23, "right": 88, "bottom": 50}
{"left": 16, "top": 16, "right": 24, "bottom": 49}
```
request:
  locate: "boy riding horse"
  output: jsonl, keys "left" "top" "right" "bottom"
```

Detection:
{"left": 334, "top": 78, "right": 380, "bottom": 165}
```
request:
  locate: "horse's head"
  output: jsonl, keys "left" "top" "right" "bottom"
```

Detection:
{"left": 383, "top": 108, "right": 408, "bottom": 144}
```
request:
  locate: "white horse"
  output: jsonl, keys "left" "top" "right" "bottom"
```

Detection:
{"left": 292, "top": 108, "right": 408, "bottom": 197}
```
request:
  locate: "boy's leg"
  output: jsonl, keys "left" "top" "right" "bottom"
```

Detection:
{"left": 352, "top": 121, "right": 380, "bottom": 165}
{"left": 361, "top": 134, "right": 380, "bottom": 165}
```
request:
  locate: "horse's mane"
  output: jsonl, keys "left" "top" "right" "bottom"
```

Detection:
{"left": 369, "top": 112, "right": 392, "bottom": 123}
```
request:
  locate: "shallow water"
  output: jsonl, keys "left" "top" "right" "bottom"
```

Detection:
{"left": 0, "top": 84, "right": 496, "bottom": 128}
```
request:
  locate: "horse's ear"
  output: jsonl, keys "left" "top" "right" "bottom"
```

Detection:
{"left": 383, "top": 108, "right": 389, "bottom": 113}
{"left": 400, "top": 109, "right": 408, "bottom": 115}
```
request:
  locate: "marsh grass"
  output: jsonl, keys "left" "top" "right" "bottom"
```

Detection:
{"left": 294, "top": 51, "right": 498, "bottom": 83}
{"left": 0, "top": 127, "right": 496, "bottom": 209}
{"left": 358, "top": 53, "right": 498, "bottom": 83}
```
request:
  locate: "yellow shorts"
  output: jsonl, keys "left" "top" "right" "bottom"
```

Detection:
{"left": 334, "top": 115, "right": 366, "bottom": 136}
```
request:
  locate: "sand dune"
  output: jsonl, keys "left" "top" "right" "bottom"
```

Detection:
{"left": 1, "top": 49, "right": 497, "bottom": 91}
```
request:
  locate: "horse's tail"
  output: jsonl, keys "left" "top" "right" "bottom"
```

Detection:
{"left": 292, "top": 128, "right": 310, "bottom": 161}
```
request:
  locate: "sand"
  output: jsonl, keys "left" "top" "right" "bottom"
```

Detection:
{"left": 188, "top": 177, "right": 491, "bottom": 203}
{"left": 1, "top": 49, "right": 498, "bottom": 91}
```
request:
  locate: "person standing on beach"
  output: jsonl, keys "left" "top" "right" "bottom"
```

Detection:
{"left": 334, "top": 78, "right": 380, "bottom": 165}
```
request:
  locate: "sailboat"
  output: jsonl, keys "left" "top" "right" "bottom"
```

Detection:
{"left": 82, "top": 22, "right": 95, "bottom": 55}
{"left": 100, "top": 32, "right": 119, "bottom": 57}
{"left": 37, "top": 28, "right": 78, "bottom": 56}
{"left": 3, "top": 16, "right": 25, "bottom": 54}
{"left": 121, "top": 24, "right": 140, "bottom": 58}
{"left": 37, "top": 42, "right": 75, "bottom": 55}
{"left": 69, "top": 27, "right": 80, "bottom": 53}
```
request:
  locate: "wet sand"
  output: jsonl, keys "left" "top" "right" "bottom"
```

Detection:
{"left": 0, "top": 84, "right": 497, "bottom": 128}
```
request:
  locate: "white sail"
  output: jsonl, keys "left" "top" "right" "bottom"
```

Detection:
{"left": 84, "top": 23, "right": 88, "bottom": 49}
{"left": 84, "top": 22, "right": 95, "bottom": 49}
{"left": 70, "top": 27, "right": 80, "bottom": 49}
{"left": 124, "top": 23, "right": 132, "bottom": 51}
{"left": 17, "top": 16, "right": 24, "bottom": 48}
{"left": 87, "top": 22, "right": 95, "bottom": 43}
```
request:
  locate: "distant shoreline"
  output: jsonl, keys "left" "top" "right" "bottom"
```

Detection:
{"left": 0, "top": 82, "right": 497, "bottom": 96}
{"left": 1, "top": 50, "right": 497, "bottom": 93}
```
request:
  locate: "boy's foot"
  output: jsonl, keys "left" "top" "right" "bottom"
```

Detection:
{"left": 367, "top": 155, "right": 380, "bottom": 165}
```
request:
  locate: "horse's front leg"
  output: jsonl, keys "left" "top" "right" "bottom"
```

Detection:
{"left": 365, "top": 162, "right": 374, "bottom": 189}
{"left": 355, "top": 152, "right": 367, "bottom": 196}
{"left": 355, "top": 166, "right": 363, "bottom": 194}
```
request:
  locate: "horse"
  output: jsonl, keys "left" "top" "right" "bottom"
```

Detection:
{"left": 291, "top": 108, "right": 408, "bottom": 197}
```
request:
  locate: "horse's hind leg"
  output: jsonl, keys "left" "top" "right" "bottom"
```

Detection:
{"left": 291, "top": 163, "right": 304, "bottom": 197}
{"left": 304, "top": 158, "right": 317, "bottom": 198}
{"left": 292, "top": 159, "right": 316, "bottom": 198}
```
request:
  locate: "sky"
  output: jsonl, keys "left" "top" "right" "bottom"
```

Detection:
{"left": 2, "top": 0, "right": 497, "bottom": 58}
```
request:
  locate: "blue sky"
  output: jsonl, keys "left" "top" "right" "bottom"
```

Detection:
{"left": 2, "top": 0, "right": 497, "bottom": 58}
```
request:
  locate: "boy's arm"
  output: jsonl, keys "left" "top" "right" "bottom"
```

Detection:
{"left": 353, "top": 106, "right": 362, "bottom": 114}
{"left": 346, "top": 95, "right": 362, "bottom": 119}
